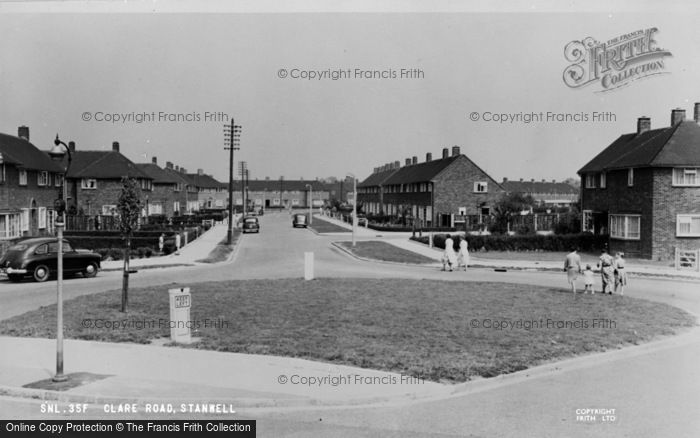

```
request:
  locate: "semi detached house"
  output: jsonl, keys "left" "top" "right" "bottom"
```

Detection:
{"left": 578, "top": 105, "right": 700, "bottom": 260}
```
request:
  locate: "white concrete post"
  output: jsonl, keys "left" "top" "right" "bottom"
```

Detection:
{"left": 304, "top": 252, "right": 314, "bottom": 280}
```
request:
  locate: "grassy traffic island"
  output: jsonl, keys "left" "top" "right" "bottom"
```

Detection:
{"left": 337, "top": 241, "right": 436, "bottom": 264}
{"left": 0, "top": 278, "right": 695, "bottom": 383}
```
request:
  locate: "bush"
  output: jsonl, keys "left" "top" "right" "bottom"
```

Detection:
{"left": 410, "top": 233, "right": 608, "bottom": 252}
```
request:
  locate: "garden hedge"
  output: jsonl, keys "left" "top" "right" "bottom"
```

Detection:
{"left": 410, "top": 233, "right": 608, "bottom": 252}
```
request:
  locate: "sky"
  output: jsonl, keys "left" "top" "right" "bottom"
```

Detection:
{"left": 2, "top": 2, "right": 700, "bottom": 184}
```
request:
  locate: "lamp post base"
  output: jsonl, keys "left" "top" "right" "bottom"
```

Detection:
{"left": 51, "top": 374, "right": 68, "bottom": 383}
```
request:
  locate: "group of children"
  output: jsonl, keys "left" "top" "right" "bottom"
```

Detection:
{"left": 565, "top": 248, "right": 627, "bottom": 295}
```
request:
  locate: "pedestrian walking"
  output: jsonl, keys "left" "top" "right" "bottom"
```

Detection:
{"left": 597, "top": 248, "right": 614, "bottom": 294}
{"left": 175, "top": 233, "right": 181, "bottom": 255}
{"left": 583, "top": 264, "right": 595, "bottom": 294}
{"left": 564, "top": 247, "right": 582, "bottom": 293}
{"left": 457, "top": 236, "right": 470, "bottom": 271}
{"left": 614, "top": 252, "right": 627, "bottom": 295}
{"left": 442, "top": 234, "right": 457, "bottom": 272}
{"left": 158, "top": 233, "right": 165, "bottom": 254}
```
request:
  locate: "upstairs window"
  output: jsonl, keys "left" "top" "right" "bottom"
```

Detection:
{"left": 55, "top": 174, "right": 63, "bottom": 187}
{"left": 81, "top": 179, "right": 97, "bottom": 189}
{"left": 474, "top": 182, "right": 488, "bottom": 193}
{"left": 627, "top": 168, "right": 634, "bottom": 187}
{"left": 37, "top": 171, "right": 49, "bottom": 186}
{"left": 599, "top": 172, "right": 606, "bottom": 189}
{"left": 585, "top": 174, "right": 596, "bottom": 188}
{"left": 672, "top": 168, "right": 699, "bottom": 186}
{"left": 19, "top": 169, "right": 27, "bottom": 186}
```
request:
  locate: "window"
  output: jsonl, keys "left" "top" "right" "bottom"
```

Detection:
{"left": 55, "top": 173, "right": 63, "bottom": 187}
{"left": 677, "top": 215, "right": 700, "bottom": 237}
{"left": 600, "top": 172, "right": 606, "bottom": 189}
{"left": 38, "top": 207, "right": 47, "bottom": 229}
{"left": 585, "top": 174, "right": 596, "bottom": 188}
{"left": 19, "top": 169, "right": 27, "bottom": 186}
{"left": 174, "top": 182, "right": 182, "bottom": 192}
{"left": 0, "top": 163, "right": 5, "bottom": 183}
{"left": 0, "top": 213, "right": 21, "bottom": 238}
{"left": 48, "top": 241, "right": 73, "bottom": 253}
{"left": 140, "top": 179, "right": 152, "bottom": 191}
{"left": 35, "top": 244, "right": 48, "bottom": 255}
{"left": 292, "top": 199, "right": 299, "bottom": 206}
{"left": 672, "top": 168, "right": 700, "bottom": 186}
{"left": 627, "top": 168, "right": 634, "bottom": 186}
{"left": 474, "top": 182, "right": 488, "bottom": 193}
{"left": 173, "top": 201, "right": 180, "bottom": 213}
{"left": 37, "top": 171, "right": 49, "bottom": 186}
{"left": 273, "top": 198, "right": 280, "bottom": 206}
{"left": 102, "top": 205, "right": 117, "bottom": 215}
{"left": 148, "top": 202, "right": 163, "bottom": 215}
{"left": 610, "top": 214, "right": 640, "bottom": 240}
{"left": 582, "top": 210, "right": 594, "bottom": 233}
{"left": 82, "top": 179, "right": 97, "bottom": 189}
{"left": 20, "top": 208, "right": 29, "bottom": 232}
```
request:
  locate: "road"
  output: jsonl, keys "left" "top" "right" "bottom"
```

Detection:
{"left": 1, "top": 212, "right": 699, "bottom": 437}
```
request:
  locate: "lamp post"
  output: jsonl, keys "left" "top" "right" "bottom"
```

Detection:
{"left": 305, "top": 184, "right": 313, "bottom": 225}
{"left": 48, "top": 134, "right": 73, "bottom": 382}
{"left": 346, "top": 173, "right": 356, "bottom": 247}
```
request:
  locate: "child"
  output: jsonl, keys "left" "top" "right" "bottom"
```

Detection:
{"left": 583, "top": 264, "right": 595, "bottom": 294}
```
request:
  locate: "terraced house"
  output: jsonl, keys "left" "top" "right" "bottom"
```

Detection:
{"left": 358, "top": 146, "right": 504, "bottom": 227}
{"left": 136, "top": 157, "right": 185, "bottom": 217}
{"left": 0, "top": 126, "right": 63, "bottom": 244}
{"left": 579, "top": 105, "right": 700, "bottom": 260}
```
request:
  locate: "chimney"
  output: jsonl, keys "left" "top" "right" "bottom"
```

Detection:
{"left": 426, "top": 153, "right": 432, "bottom": 162}
{"left": 412, "top": 156, "right": 418, "bottom": 165}
{"left": 17, "top": 126, "right": 29, "bottom": 141}
{"left": 166, "top": 161, "right": 173, "bottom": 169}
{"left": 180, "top": 167, "right": 187, "bottom": 174}
{"left": 152, "top": 156, "right": 157, "bottom": 164}
{"left": 68, "top": 141, "right": 75, "bottom": 153}
{"left": 531, "top": 178, "right": 535, "bottom": 182}
{"left": 503, "top": 177, "right": 508, "bottom": 182}
{"left": 452, "top": 145, "right": 460, "bottom": 156}
{"left": 552, "top": 179, "right": 556, "bottom": 183}
{"left": 265, "top": 176, "right": 270, "bottom": 180}
{"left": 541, "top": 179, "right": 545, "bottom": 182}
{"left": 637, "top": 116, "right": 651, "bottom": 134}
{"left": 520, "top": 178, "right": 524, "bottom": 182}
{"left": 175, "top": 165, "right": 180, "bottom": 172}
{"left": 442, "top": 148, "right": 449, "bottom": 159}
{"left": 694, "top": 103, "right": 700, "bottom": 123}
{"left": 671, "top": 108, "right": 686, "bottom": 126}
{"left": 394, "top": 160, "right": 400, "bottom": 169}
{"left": 197, "top": 169, "right": 203, "bottom": 176}
{"left": 405, "top": 158, "right": 411, "bottom": 166}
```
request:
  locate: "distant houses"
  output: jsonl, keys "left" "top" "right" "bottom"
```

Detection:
{"left": 500, "top": 178, "right": 578, "bottom": 208}
{"left": 578, "top": 105, "right": 700, "bottom": 260}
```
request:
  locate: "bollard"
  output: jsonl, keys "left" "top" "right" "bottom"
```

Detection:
{"left": 429, "top": 232, "right": 433, "bottom": 248}
{"left": 304, "top": 252, "right": 314, "bottom": 280}
{"left": 168, "top": 287, "right": 192, "bottom": 343}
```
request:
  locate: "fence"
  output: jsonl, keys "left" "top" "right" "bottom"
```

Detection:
{"left": 675, "top": 248, "right": 700, "bottom": 271}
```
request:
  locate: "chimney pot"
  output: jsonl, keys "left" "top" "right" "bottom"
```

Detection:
{"left": 442, "top": 148, "right": 449, "bottom": 159}
{"left": 694, "top": 103, "right": 700, "bottom": 124}
{"left": 637, "top": 116, "right": 651, "bottom": 135}
{"left": 452, "top": 145, "right": 460, "bottom": 157}
{"left": 552, "top": 179, "right": 556, "bottom": 183}
{"left": 541, "top": 179, "right": 545, "bottom": 182}
{"left": 181, "top": 167, "right": 187, "bottom": 174}
{"left": 531, "top": 178, "right": 535, "bottom": 182}
{"left": 68, "top": 141, "right": 76, "bottom": 152}
{"left": 412, "top": 156, "right": 417, "bottom": 165}
{"left": 175, "top": 165, "right": 180, "bottom": 171}
{"left": 394, "top": 160, "right": 400, "bottom": 169}
{"left": 17, "top": 126, "right": 29, "bottom": 141}
{"left": 671, "top": 108, "right": 686, "bottom": 126}
{"left": 166, "top": 161, "right": 173, "bottom": 169}
{"left": 426, "top": 153, "right": 432, "bottom": 162}
{"left": 197, "top": 169, "right": 203, "bottom": 176}
{"left": 520, "top": 178, "right": 524, "bottom": 182}
{"left": 152, "top": 156, "right": 157, "bottom": 164}
{"left": 112, "top": 141, "right": 120, "bottom": 152}
{"left": 405, "top": 158, "right": 411, "bottom": 166}
{"left": 503, "top": 177, "right": 508, "bottom": 182}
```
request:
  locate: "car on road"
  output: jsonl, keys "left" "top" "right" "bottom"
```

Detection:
{"left": 241, "top": 216, "right": 260, "bottom": 233}
{"left": 292, "top": 214, "right": 308, "bottom": 228}
{"left": 0, "top": 237, "right": 101, "bottom": 282}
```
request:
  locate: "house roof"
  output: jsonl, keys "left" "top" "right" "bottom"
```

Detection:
{"left": 230, "top": 179, "right": 328, "bottom": 192}
{"left": 49, "top": 150, "right": 151, "bottom": 179}
{"left": 501, "top": 180, "right": 578, "bottom": 194}
{"left": 187, "top": 173, "right": 225, "bottom": 189}
{"left": 136, "top": 163, "right": 182, "bottom": 184}
{"left": 358, "top": 167, "right": 399, "bottom": 188}
{"left": 0, "top": 132, "right": 63, "bottom": 172}
{"left": 163, "top": 168, "right": 194, "bottom": 186}
{"left": 579, "top": 120, "right": 700, "bottom": 173}
{"left": 382, "top": 155, "right": 461, "bottom": 185}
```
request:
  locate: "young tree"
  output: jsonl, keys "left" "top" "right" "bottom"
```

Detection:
{"left": 492, "top": 192, "right": 536, "bottom": 234}
{"left": 118, "top": 177, "right": 142, "bottom": 312}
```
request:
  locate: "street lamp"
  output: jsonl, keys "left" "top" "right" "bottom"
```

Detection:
{"left": 346, "top": 173, "right": 356, "bottom": 247}
{"left": 48, "top": 134, "right": 73, "bottom": 382}
{"left": 305, "top": 183, "right": 313, "bottom": 225}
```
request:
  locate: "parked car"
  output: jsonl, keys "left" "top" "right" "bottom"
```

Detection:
{"left": 0, "top": 237, "right": 101, "bottom": 283}
{"left": 241, "top": 216, "right": 260, "bottom": 233}
{"left": 292, "top": 214, "right": 308, "bottom": 228}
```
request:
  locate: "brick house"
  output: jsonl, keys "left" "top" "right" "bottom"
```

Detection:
{"left": 1, "top": 126, "right": 64, "bottom": 244}
{"left": 358, "top": 146, "right": 504, "bottom": 226}
{"left": 500, "top": 178, "right": 579, "bottom": 208}
{"left": 357, "top": 165, "right": 399, "bottom": 215}
{"left": 232, "top": 179, "right": 329, "bottom": 211}
{"left": 162, "top": 162, "right": 197, "bottom": 214}
{"left": 52, "top": 141, "right": 153, "bottom": 219}
{"left": 188, "top": 170, "right": 228, "bottom": 210}
{"left": 578, "top": 105, "right": 700, "bottom": 260}
{"left": 136, "top": 157, "right": 183, "bottom": 217}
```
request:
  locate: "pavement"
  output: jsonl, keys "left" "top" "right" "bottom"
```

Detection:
{"left": 2, "top": 212, "right": 700, "bottom": 431}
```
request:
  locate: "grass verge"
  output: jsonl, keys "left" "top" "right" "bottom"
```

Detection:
{"left": 308, "top": 217, "right": 350, "bottom": 233}
{"left": 195, "top": 231, "right": 239, "bottom": 263}
{"left": 338, "top": 241, "right": 435, "bottom": 264}
{"left": 1, "top": 278, "right": 694, "bottom": 383}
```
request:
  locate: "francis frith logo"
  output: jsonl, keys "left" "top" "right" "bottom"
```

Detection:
{"left": 563, "top": 28, "right": 672, "bottom": 92}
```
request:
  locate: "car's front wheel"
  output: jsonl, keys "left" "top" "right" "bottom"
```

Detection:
{"left": 33, "top": 264, "right": 50, "bottom": 282}
{"left": 83, "top": 262, "right": 99, "bottom": 278}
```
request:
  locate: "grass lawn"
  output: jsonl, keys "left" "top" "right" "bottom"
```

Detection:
{"left": 308, "top": 217, "right": 350, "bottom": 233}
{"left": 338, "top": 241, "right": 435, "bottom": 264}
{"left": 196, "top": 231, "right": 240, "bottom": 263}
{"left": 1, "top": 279, "right": 694, "bottom": 383}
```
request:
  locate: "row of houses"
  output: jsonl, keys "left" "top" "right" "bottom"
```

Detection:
{"left": 0, "top": 126, "right": 341, "bottom": 241}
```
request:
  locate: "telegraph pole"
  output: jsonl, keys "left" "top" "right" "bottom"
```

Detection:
{"left": 224, "top": 119, "right": 241, "bottom": 244}
{"left": 238, "top": 161, "right": 247, "bottom": 214}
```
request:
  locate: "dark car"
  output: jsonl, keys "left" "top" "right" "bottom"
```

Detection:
{"left": 241, "top": 216, "right": 260, "bottom": 233}
{"left": 0, "top": 237, "right": 101, "bottom": 283}
{"left": 292, "top": 214, "right": 308, "bottom": 228}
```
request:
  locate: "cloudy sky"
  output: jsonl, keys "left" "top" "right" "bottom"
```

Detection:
{"left": 2, "top": 1, "right": 700, "bottom": 183}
